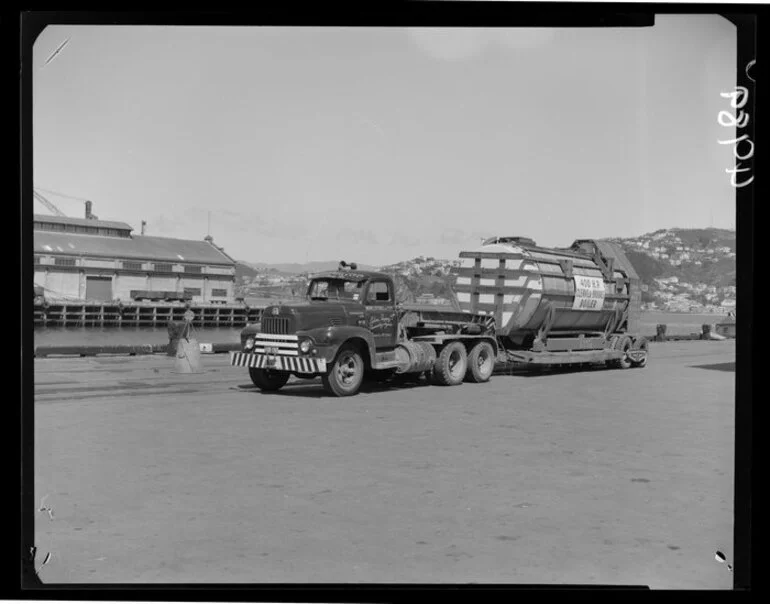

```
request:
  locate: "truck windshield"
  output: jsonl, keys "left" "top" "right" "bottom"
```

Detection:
{"left": 308, "top": 279, "right": 364, "bottom": 301}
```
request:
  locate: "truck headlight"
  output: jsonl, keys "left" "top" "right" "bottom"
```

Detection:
{"left": 299, "top": 339, "right": 312, "bottom": 354}
{"left": 245, "top": 337, "right": 255, "bottom": 350}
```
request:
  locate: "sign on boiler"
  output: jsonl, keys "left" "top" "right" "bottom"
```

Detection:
{"left": 572, "top": 276, "right": 605, "bottom": 311}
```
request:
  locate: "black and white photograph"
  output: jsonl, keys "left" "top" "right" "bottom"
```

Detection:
{"left": 22, "top": 6, "right": 754, "bottom": 592}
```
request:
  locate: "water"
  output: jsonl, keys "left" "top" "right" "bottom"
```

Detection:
{"left": 638, "top": 311, "right": 730, "bottom": 336}
{"left": 33, "top": 311, "right": 729, "bottom": 348}
{"left": 34, "top": 326, "right": 244, "bottom": 348}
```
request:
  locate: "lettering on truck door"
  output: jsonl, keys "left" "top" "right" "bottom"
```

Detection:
{"left": 364, "top": 280, "right": 398, "bottom": 349}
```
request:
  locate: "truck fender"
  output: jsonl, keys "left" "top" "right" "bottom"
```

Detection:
{"left": 311, "top": 325, "right": 378, "bottom": 368}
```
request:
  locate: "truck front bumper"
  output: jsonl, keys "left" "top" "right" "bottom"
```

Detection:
{"left": 230, "top": 351, "right": 327, "bottom": 374}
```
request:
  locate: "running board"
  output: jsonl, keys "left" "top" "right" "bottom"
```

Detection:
{"left": 372, "top": 350, "right": 399, "bottom": 370}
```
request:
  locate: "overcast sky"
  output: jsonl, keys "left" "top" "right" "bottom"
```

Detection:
{"left": 33, "top": 17, "right": 738, "bottom": 266}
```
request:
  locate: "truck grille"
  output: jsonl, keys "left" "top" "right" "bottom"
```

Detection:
{"left": 261, "top": 316, "right": 292, "bottom": 334}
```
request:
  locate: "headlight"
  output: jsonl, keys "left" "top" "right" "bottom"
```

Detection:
{"left": 245, "top": 337, "right": 255, "bottom": 350}
{"left": 299, "top": 339, "right": 312, "bottom": 354}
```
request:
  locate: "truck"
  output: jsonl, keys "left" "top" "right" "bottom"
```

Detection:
{"left": 230, "top": 237, "right": 649, "bottom": 397}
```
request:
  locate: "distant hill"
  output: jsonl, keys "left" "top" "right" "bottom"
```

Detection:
{"left": 604, "top": 227, "right": 736, "bottom": 311}
{"left": 239, "top": 260, "right": 378, "bottom": 275}
{"left": 605, "top": 227, "right": 735, "bottom": 285}
{"left": 234, "top": 260, "right": 377, "bottom": 301}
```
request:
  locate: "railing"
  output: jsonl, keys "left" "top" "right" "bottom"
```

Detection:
{"left": 33, "top": 302, "right": 263, "bottom": 328}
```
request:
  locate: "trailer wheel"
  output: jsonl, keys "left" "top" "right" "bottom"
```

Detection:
{"left": 249, "top": 368, "right": 290, "bottom": 391}
{"left": 465, "top": 341, "right": 495, "bottom": 383}
{"left": 432, "top": 341, "right": 468, "bottom": 386}
{"left": 631, "top": 337, "right": 649, "bottom": 368}
{"left": 322, "top": 345, "right": 365, "bottom": 397}
{"left": 609, "top": 336, "right": 633, "bottom": 369}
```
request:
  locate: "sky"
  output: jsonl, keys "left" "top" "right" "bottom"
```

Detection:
{"left": 32, "top": 17, "right": 739, "bottom": 266}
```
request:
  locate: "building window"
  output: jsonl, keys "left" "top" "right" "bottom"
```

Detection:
{"left": 211, "top": 288, "right": 227, "bottom": 297}
{"left": 154, "top": 263, "right": 173, "bottom": 272}
{"left": 34, "top": 255, "right": 41, "bottom": 264}
{"left": 54, "top": 257, "right": 77, "bottom": 267}
{"left": 184, "top": 288, "right": 201, "bottom": 296}
{"left": 184, "top": 265, "right": 203, "bottom": 274}
{"left": 122, "top": 261, "right": 143, "bottom": 271}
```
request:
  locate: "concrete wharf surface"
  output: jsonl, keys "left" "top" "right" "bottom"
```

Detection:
{"left": 34, "top": 341, "right": 735, "bottom": 588}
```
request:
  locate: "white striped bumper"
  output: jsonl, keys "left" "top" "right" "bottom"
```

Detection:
{"left": 230, "top": 351, "right": 327, "bottom": 373}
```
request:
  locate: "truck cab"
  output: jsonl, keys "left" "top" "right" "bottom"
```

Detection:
{"left": 305, "top": 269, "right": 399, "bottom": 350}
{"left": 233, "top": 263, "right": 405, "bottom": 396}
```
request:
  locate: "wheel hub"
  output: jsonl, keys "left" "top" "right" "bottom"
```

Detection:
{"left": 338, "top": 356, "right": 358, "bottom": 384}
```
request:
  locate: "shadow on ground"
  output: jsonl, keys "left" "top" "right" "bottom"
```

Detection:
{"left": 493, "top": 364, "right": 621, "bottom": 378}
{"left": 235, "top": 376, "right": 433, "bottom": 398}
{"left": 690, "top": 362, "right": 735, "bottom": 372}
{"left": 235, "top": 365, "right": 630, "bottom": 397}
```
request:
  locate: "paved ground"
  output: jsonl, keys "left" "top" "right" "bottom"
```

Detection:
{"left": 33, "top": 341, "right": 735, "bottom": 588}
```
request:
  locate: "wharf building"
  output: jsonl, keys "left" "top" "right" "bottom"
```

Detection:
{"left": 33, "top": 208, "right": 237, "bottom": 305}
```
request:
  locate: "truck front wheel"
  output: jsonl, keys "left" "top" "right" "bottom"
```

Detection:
{"left": 322, "top": 345, "right": 365, "bottom": 397}
{"left": 249, "top": 368, "right": 290, "bottom": 391}
{"left": 465, "top": 341, "right": 495, "bottom": 383}
{"left": 432, "top": 341, "right": 468, "bottom": 386}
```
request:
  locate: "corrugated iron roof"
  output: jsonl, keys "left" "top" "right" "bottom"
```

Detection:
{"left": 33, "top": 213, "right": 133, "bottom": 231}
{"left": 34, "top": 231, "right": 235, "bottom": 265}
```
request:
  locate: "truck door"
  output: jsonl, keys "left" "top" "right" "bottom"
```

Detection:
{"left": 363, "top": 279, "right": 398, "bottom": 350}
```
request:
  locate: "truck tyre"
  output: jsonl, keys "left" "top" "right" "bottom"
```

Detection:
{"left": 609, "top": 336, "right": 633, "bottom": 369}
{"left": 631, "top": 337, "right": 649, "bottom": 368}
{"left": 322, "top": 345, "right": 365, "bottom": 397}
{"left": 465, "top": 341, "right": 495, "bottom": 383}
{"left": 432, "top": 341, "right": 468, "bottom": 386}
{"left": 249, "top": 368, "right": 290, "bottom": 391}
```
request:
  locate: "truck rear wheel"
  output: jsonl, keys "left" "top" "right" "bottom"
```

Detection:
{"left": 432, "top": 341, "right": 468, "bottom": 386}
{"left": 249, "top": 368, "right": 290, "bottom": 391}
{"left": 465, "top": 341, "right": 495, "bottom": 383}
{"left": 322, "top": 345, "right": 365, "bottom": 397}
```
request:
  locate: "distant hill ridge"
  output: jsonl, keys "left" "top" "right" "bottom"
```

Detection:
{"left": 239, "top": 260, "right": 378, "bottom": 275}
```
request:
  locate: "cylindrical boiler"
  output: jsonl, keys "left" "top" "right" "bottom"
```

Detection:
{"left": 454, "top": 237, "right": 635, "bottom": 340}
